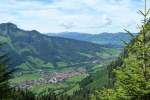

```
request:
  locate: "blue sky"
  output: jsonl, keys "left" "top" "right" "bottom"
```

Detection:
{"left": 0, "top": 0, "right": 148, "bottom": 34}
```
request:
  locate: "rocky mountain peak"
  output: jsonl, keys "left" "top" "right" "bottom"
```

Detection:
{"left": 0, "top": 22, "right": 18, "bottom": 34}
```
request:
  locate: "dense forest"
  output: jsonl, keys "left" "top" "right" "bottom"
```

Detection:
{"left": 0, "top": 0, "right": 150, "bottom": 100}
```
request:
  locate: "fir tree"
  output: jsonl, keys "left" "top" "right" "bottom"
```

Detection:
{"left": 98, "top": 0, "right": 150, "bottom": 100}
{"left": 0, "top": 40, "right": 12, "bottom": 99}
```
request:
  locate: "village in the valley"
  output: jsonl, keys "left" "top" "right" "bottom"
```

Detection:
{"left": 16, "top": 71, "right": 87, "bottom": 89}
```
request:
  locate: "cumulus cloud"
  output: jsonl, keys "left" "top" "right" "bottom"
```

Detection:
{"left": 0, "top": 0, "right": 146, "bottom": 34}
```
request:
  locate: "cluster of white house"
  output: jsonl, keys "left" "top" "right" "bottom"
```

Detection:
{"left": 17, "top": 71, "right": 84, "bottom": 89}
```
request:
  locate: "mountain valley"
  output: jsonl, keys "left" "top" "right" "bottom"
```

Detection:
{"left": 0, "top": 23, "right": 124, "bottom": 94}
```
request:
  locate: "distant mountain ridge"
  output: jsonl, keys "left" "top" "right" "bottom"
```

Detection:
{"left": 0, "top": 23, "right": 119, "bottom": 72}
{"left": 47, "top": 32, "right": 138, "bottom": 47}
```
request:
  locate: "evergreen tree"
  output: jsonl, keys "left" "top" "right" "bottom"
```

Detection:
{"left": 0, "top": 39, "right": 12, "bottom": 99}
{"left": 11, "top": 89, "right": 35, "bottom": 100}
{"left": 98, "top": 0, "right": 150, "bottom": 100}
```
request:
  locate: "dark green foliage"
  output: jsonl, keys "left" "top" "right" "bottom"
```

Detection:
{"left": 9, "top": 89, "right": 91, "bottom": 100}
{"left": 10, "top": 89, "right": 35, "bottom": 100}
{"left": 79, "top": 67, "right": 109, "bottom": 91}
{"left": 96, "top": 1, "right": 150, "bottom": 99}
{"left": 0, "top": 64, "right": 10, "bottom": 99}
{"left": 36, "top": 93, "right": 57, "bottom": 100}
{"left": 0, "top": 42, "right": 12, "bottom": 99}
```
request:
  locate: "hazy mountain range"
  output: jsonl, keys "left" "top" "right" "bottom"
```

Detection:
{"left": 47, "top": 32, "right": 137, "bottom": 47}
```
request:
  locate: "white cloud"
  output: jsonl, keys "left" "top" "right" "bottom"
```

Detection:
{"left": 0, "top": 0, "right": 146, "bottom": 34}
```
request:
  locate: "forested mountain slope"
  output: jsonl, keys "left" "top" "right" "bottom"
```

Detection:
{"left": 0, "top": 23, "right": 119, "bottom": 72}
{"left": 0, "top": 23, "right": 122, "bottom": 95}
